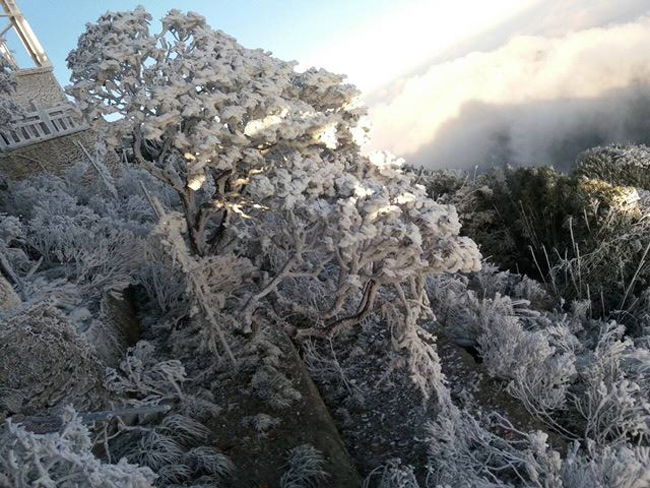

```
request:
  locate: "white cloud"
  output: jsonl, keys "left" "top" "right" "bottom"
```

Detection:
{"left": 299, "top": 0, "right": 539, "bottom": 93}
{"left": 366, "top": 14, "right": 650, "bottom": 169}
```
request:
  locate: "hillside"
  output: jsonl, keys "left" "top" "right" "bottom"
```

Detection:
{"left": 1, "top": 7, "right": 650, "bottom": 488}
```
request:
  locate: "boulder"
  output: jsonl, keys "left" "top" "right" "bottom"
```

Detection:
{"left": 0, "top": 275, "right": 20, "bottom": 312}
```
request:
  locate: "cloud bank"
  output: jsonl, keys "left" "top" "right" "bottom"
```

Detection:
{"left": 367, "top": 12, "right": 650, "bottom": 171}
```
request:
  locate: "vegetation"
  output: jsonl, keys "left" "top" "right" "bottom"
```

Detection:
{"left": 424, "top": 156, "right": 650, "bottom": 322}
{"left": 1, "top": 6, "right": 650, "bottom": 487}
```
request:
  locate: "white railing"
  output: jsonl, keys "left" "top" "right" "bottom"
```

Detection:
{"left": 0, "top": 103, "right": 89, "bottom": 151}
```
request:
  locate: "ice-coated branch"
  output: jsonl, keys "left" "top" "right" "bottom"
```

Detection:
{"left": 15, "top": 405, "right": 172, "bottom": 434}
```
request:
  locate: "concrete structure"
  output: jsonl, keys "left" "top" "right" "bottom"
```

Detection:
{"left": 0, "top": 0, "right": 97, "bottom": 179}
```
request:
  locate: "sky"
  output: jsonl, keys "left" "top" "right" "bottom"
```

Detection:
{"left": 6, "top": 0, "right": 399, "bottom": 90}
{"left": 4, "top": 0, "right": 650, "bottom": 170}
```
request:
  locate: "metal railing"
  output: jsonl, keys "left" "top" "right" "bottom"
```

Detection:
{"left": 0, "top": 103, "right": 89, "bottom": 151}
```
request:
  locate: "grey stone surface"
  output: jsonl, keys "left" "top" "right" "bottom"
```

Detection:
{"left": 13, "top": 67, "right": 67, "bottom": 111}
{"left": 0, "top": 275, "right": 20, "bottom": 312}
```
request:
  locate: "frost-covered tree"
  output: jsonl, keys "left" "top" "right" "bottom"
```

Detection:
{"left": 67, "top": 8, "right": 480, "bottom": 349}
{"left": 0, "top": 52, "right": 22, "bottom": 131}
{"left": 66, "top": 7, "right": 365, "bottom": 257}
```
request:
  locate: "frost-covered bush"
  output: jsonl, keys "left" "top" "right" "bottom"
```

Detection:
{"left": 0, "top": 213, "right": 30, "bottom": 277}
{"left": 106, "top": 405, "right": 234, "bottom": 487}
{"left": 576, "top": 144, "right": 650, "bottom": 191}
{"left": 0, "top": 406, "right": 156, "bottom": 488}
{"left": 104, "top": 341, "right": 186, "bottom": 407}
{"left": 67, "top": 8, "right": 481, "bottom": 363}
{"left": 100, "top": 340, "right": 234, "bottom": 487}
{"left": 0, "top": 303, "right": 108, "bottom": 417}
{"left": 422, "top": 164, "right": 650, "bottom": 320}
{"left": 241, "top": 413, "right": 281, "bottom": 438}
{"left": 250, "top": 365, "right": 302, "bottom": 410}
{"left": 3, "top": 170, "right": 147, "bottom": 301}
{"left": 477, "top": 302, "right": 576, "bottom": 414}
{"left": 430, "top": 279, "right": 576, "bottom": 416}
{"left": 135, "top": 242, "right": 190, "bottom": 324}
{"left": 428, "top": 260, "right": 650, "bottom": 453}
{"left": 111, "top": 428, "right": 233, "bottom": 487}
{"left": 572, "top": 321, "right": 650, "bottom": 446}
{"left": 0, "top": 165, "right": 175, "bottom": 371}
{"left": 362, "top": 459, "right": 420, "bottom": 488}
{"left": 422, "top": 169, "right": 507, "bottom": 268}
{"left": 426, "top": 405, "right": 650, "bottom": 488}
{"left": 280, "top": 444, "right": 329, "bottom": 488}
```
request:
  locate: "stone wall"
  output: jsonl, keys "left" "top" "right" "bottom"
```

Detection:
{"left": 0, "top": 128, "right": 98, "bottom": 180}
{"left": 13, "top": 67, "right": 67, "bottom": 111}
{"left": 0, "top": 64, "right": 128, "bottom": 182}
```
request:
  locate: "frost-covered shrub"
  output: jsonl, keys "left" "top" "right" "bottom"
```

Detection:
{"left": 280, "top": 444, "right": 329, "bottom": 488}
{"left": 362, "top": 459, "right": 420, "bottom": 488}
{"left": 426, "top": 405, "right": 650, "bottom": 488}
{"left": 428, "top": 266, "right": 582, "bottom": 430}
{"left": 426, "top": 407, "right": 535, "bottom": 487}
{"left": 251, "top": 365, "right": 302, "bottom": 410}
{"left": 4, "top": 171, "right": 146, "bottom": 300}
{"left": 555, "top": 441, "right": 650, "bottom": 488}
{"left": 446, "top": 290, "right": 578, "bottom": 417}
{"left": 468, "top": 262, "right": 552, "bottom": 309}
{"left": 423, "top": 164, "right": 650, "bottom": 320}
{"left": 478, "top": 311, "right": 576, "bottom": 414}
{"left": 101, "top": 340, "right": 233, "bottom": 486}
{"left": 108, "top": 408, "right": 233, "bottom": 487}
{"left": 135, "top": 242, "right": 190, "bottom": 323}
{"left": 0, "top": 406, "right": 156, "bottom": 488}
{"left": 81, "top": 163, "right": 177, "bottom": 237}
{"left": 183, "top": 446, "right": 234, "bottom": 479}
{"left": 241, "top": 413, "right": 281, "bottom": 437}
{"left": 0, "top": 213, "right": 31, "bottom": 276}
{"left": 6, "top": 173, "right": 72, "bottom": 220}
{"left": 422, "top": 169, "right": 507, "bottom": 267}
{"left": 445, "top": 166, "right": 584, "bottom": 278}
{"left": 572, "top": 321, "right": 650, "bottom": 446}
{"left": 104, "top": 341, "right": 186, "bottom": 407}
{"left": 0, "top": 165, "right": 184, "bottom": 380}
{"left": 0, "top": 303, "right": 108, "bottom": 416}
{"left": 449, "top": 292, "right": 575, "bottom": 415}
{"left": 576, "top": 144, "right": 650, "bottom": 191}
{"left": 428, "top": 259, "right": 650, "bottom": 451}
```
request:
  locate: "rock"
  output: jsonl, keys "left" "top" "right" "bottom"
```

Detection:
{"left": 0, "top": 275, "right": 20, "bottom": 312}
{"left": 82, "top": 289, "right": 142, "bottom": 367}
{"left": 206, "top": 325, "right": 363, "bottom": 487}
